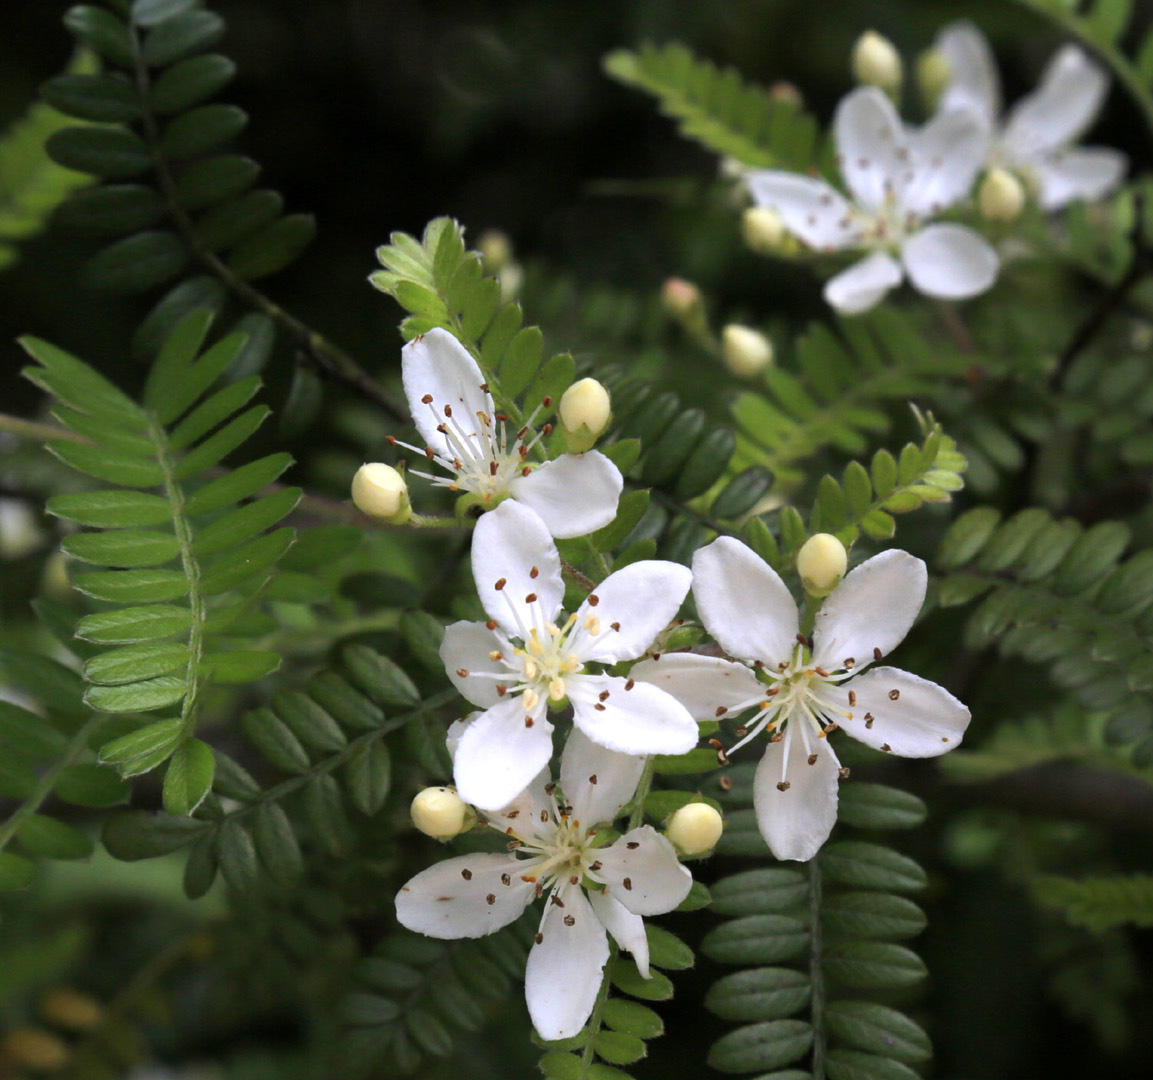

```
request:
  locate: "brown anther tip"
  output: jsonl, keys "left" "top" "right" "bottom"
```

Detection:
{"left": 485, "top": 893, "right": 496, "bottom": 905}
{"left": 734, "top": 725, "right": 747, "bottom": 737}
{"left": 807, "top": 753, "right": 818, "bottom": 766}
{"left": 486, "top": 619, "right": 498, "bottom": 630}
{"left": 421, "top": 393, "right": 434, "bottom": 404}
{"left": 719, "top": 775, "right": 733, "bottom": 791}
{"left": 589, "top": 860, "right": 602, "bottom": 871}
{"left": 525, "top": 592, "right": 537, "bottom": 603}
{"left": 544, "top": 782, "right": 556, "bottom": 794}
{"left": 626, "top": 841, "right": 639, "bottom": 850}
{"left": 443, "top": 404, "right": 453, "bottom": 417}
{"left": 524, "top": 716, "right": 534, "bottom": 727}
{"left": 624, "top": 678, "right": 635, "bottom": 691}
{"left": 777, "top": 781, "right": 791, "bottom": 792}
{"left": 839, "top": 767, "right": 850, "bottom": 778}
{"left": 588, "top": 774, "right": 598, "bottom": 784}
{"left": 542, "top": 396, "right": 553, "bottom": 407}
{"left": 587, "top": 594, "right": 599, "bottom": 607}
{"left": 535, "top": 933, "right": 544, "bottom": 944}
{"left": 796, "top": 633, "right": 807, "bottom": 644}
{"left": 708, "top": 738, "right": 724, "bottom": 750}
{"left": 888, "top": 689, "right": 900, "bottom": 701}
{"left": 881, "top": 743, "right": 892, "bottom": 752}
{"left": 501, "top": 873, "right": 511, "bottom": 885}
{"left": 529, "top": 566, "right": 539, "bottom": 579}
{"left": 564, "top": 915, "right": 576, "bottom": 926}
{"left": 873, "top": 647, "right": 883, "bottom": 661}
{"left": 424, "top": 447, "right": 435, "bottom": 459}
{"left": 594, "top": 702, "right": 606, "bottom": 711}
{"left": 494, "top": 577, "right": 506, "bottom": 590}
{"left": 461, "top": 868, "right": 473, "bottom": 880}
{"left": 489, "top": 461, "right": 499, "bottom": 475}
{"left": 848, "top": 691, "right": 856, "bottom": 707}
{"left": 385, "top": 435, "right": 397, "bottom": 444}
{"left": 456, "top": 668, "right": 469, "bottom": 677}
{"left": 598, "top": 690, "right": 610, "bottom": 702}
{"left": 623, "top": 877, "right": 633, "bottom": 890}
{"left": 521, "top": 466, "right": 532, "bottom": 476}
{"left": 814, "top": 667, "right": 829, "bottom": 678}
{"left": 715, "top": 706, "right": 728, "bottom": 717}
{"left": 611, "top": 622, "right": 621, "bottom": 632}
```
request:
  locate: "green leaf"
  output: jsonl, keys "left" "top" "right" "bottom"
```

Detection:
{"left": 340, "top": 992, "right": 401, "bottom": 1026}
{"left": 707, "top": 1019, "right": 813, "bottom": 1074}
{"left": 705, "top": 966, "right": 811, "bottom": 1022}
{"left": 39, "top": 73, "right": 139, "bottom": 123}
{"left": 523, "top": 352, "right": 575, "bottom": 422}
{"left": 675, "top": 426, "right": 735, "bottom": 499}
{"left": 162, "top": 737, "right": 215, "bottom": 815}
{"left": 825, "top": 1002, "right": 931, "bottom": 1062}
{"left": 822, "top": 892, "right": 926, "bottom": 941}
{"left": 198, "top": 527, "right": 294, "bottom": 594}
{"left": 602, "top": 999, "right": 663, "bottom": 1039}
{"left": 651, "top": 748, "right": 721, "bottom": 775}
{"left": 344, "top": 644, "right": 421, "bottom": 708}
{"left": 191, "top": 488, "right": 300, "bottom": 557}
{"left": 173, "top": 404, "right": 270, "bottom": 479}
{"left": 0, "top": 852, "right": 36, "bottom": 891}
{"left": 217, "top": 819, "right": 260, "bottom": 896}
{"left": 304, "top": 773, "right": 352, "bottom": 858}
{"left": 0, "top": 701, "right": 70, "bottom": 760}
{"left": 77, "top": 603, "right": 192, "bottom": 644}
{"left": 1053, "top": 521, "right": 1131, "bottom": 594}
{"left": 17, "top": 814, "right": 94, "bottom": 860}
{"left": 174, "top": 155, "right": 260, "bottom": 211}
{"left": 73, "top": 568, "right": 190, "bottom": 603}
{"left": 55, "top": 184, "right": 166, "bottom": 235}
{"left": 228, "top": 213, "right": 316, "bottom": 280}
{"left": 592, "top": 1030, "right": 646, "bottom": 1066}
{"left": 641, "top": 407, "right": 707, "bottom": 487}
{"left": 183, "top": 830, "right": 219, "bottom": 898}
{"left": 822, "top": 942, "right": 927, "bottom": 989}
{"left": 272, "top": 689, "right": 347, "bottom": 753}
{"left": 198, "top": 650, "right": 280, "bottom": 684}
{"left": 195, "top": 187, "right": 284, "bottom": 251}
{"left": 242, "top": 707, "right": 311, "bottom": 774}
{"left": 85, "top": 674, "right": 187, "bottom": 713}
{"left": 144, "top": 308, "right": 215, "bottom": 415}
{"left": 590, "top": 489, "right": 650, "bottom": 553}
{"left": 99, "top": 717, "right": 185, "bottom": 766}
{"left": 102, "top": 809, "right": 209, "bottom": 860}
{"left": 826, "top": 1049, "right": 922, "bottom": 1080}
{"left": 132, "top": 0, "right": 200, "bottom": 26}
{"left": 253, "top": 801, "right": 303, "bottom": 887}
{"left": 54, "top": 763, "right": 131, "bottom": 807}
{"left": 63, "top": 529, "right": 181, "bottom": 569}
{"left": 399, "top": 610, "right": 446, "bottom": 674}
{"left": 182, "top": 452, "right": 293, "bottom": 515}
{"left": 48, "top": 490, "right": 173, "bottom": 528}
{"left": 645, "top": 925, "right": 693, "bottom": 970}
{"left": 48, "top": 441, "right": 163, "bottom": 487}
{"left": 709, "top": 868, "right": 808, "bottom": 915}
{"left": 278, "top": 523, "right": 360, "bottom": 570}
{"left": 47, "top": 125, "right": 151, "bottom": 178}
{"left": 142, "top": 9, "right": 225, "bottom": 66}
{"left": 64, "top": 5, "right": 134, "bottom": 66}
{"left": 497, "top": 326, "right": 543, "bottom": 398}
{"left": 211, "top": 748, "right": 261, "bottom": 801}
{"left": 610, "top": 960, "right": 673, "bottom": 1001}
{"left": 20, "top": 335, "right": 146, "bottom": 423}
{"left": 836, "top": 784, "right": 926, "bottom": 830}
{"left": 150, "top": 54, "right": 237, "bottom": 114}
{"left": 819, "top": 841, "right": 927, "bottom": 893}
{"left": 345, "top": 740, "right": 392, "bottom": 815}
{"left": 82, "top": 229, "right": 189, "bottom": 293}
{"left": 701, "top": 914, "right": 809, "bottom": 965}
{"left": 713, "top": 466, "right": 774, "bottom": 519}
{"left": 159, "top": 103, "right": 248, "bottom": 160}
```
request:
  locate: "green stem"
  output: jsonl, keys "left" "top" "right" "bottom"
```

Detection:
{"left": 410, "top": 512, "right": 470, "bottom": 529}
{"left": 0, "top": 714, "right": 109, "bottom": 853}
{"left": 808, "top": 856, "right": 827, "bottom": 1080}
{"left": 125, "top": 22, "right": 406, "bottom": 422}
{"left": 0, "top": 412, "right": 85, "bottom": 444}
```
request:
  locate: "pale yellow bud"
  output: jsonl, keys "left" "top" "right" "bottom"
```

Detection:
{"left": 721, "top": 325, "right": 774, "bottom": 379}
{"left": 768, "top": 81, "right": 803, "bottom": 108}
{"left": 661, "top": 277, "right": 703, "bottom": 321}
{"left": 39, "top": 988, "right": 103, "bottom": 1032}
{"left": 351, "top": 462, "right": 412, "bottom": 523}
{"left": 559, "top": 378, "right": 612, "bottom": 452}
{"left": 797, "top": 533, "right": 848, "bottom": 597}
{"left": 499, "top": 261, "right": 523, "bottom": 302}
{"left": 666, "top": 802, "right": 724, "bottom": 856}
{"left": 411, "top": 786, "right": 471, "bottom": 839}
{"left": 1, "top": 1028, "right": 71, "bottom": 1070}
{"left": 916, "top": 48, "right": 951, "bottom": 112}
{"left": 478, "top": 229, "right": 512, "bottom": 274}
{"left": 852, "top": 30, "right": 903, "bottom": 93}
{"left": 979, "top": 168, "right": 1026, "bottom": 223}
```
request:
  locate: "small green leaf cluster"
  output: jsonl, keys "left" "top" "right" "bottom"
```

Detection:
{"left": 702, "top": 775, "right": 932, "bottom": 1078}
{"left": 23, "top": 308, "right": 299, "bottom": 815}
{"left": 602, "top": 42, "right": 820, "bottom": 172}
{"left": 1034, "top": 873, "right": 1153, "bottom": 931}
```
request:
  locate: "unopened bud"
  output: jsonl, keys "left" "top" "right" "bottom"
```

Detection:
{"left": 1, "top": 1028, "right": 71, "bottom": 1070}
{"left": 478, "top": 229, "right": 512, "bottom": 274}
{"left": 666, "top": 802, "right": 724, "bottom": 856}
{"left": 661, "top": 277, "right": 703, "bottom": 321}
{"left": 979, "top": 168, "right": 1025, "bottom": 223}
{"left": 796, "top": 532, "right": 848, "bottom": 597}
{"left": 411, "top": 786, "right": 472, "bottom": 839}
{"left": 768, "top": 81, "right": 803, "bottom": 108}
{"left": 499, "top": 261, "right": 523, "bottom": 302}
{"left": 852, "top": 30, "right": 902, "bottom": 93}
{"left": 916, "top": 48, "right": 951, "bottom": 111}
{"left": 40, "top": 988, "right": 103, "bottom": 1032}
{"left": 722, "top": 325, "right": 774, "bottom": 379}
{"left": 351, "top": 462, "right": 412, "bottom": 523}
{"left": 742, "top": 207, "right": 790, "bottom": 255}
{"left": 559, "top": 378, "right": 612, "bottom": 452}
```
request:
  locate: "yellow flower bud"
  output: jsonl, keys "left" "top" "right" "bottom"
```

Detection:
{"left": 559, "top": 378, "right": 612, "bottom": 453}
{"left": 661, "top": 277, "right": 703, "bottom": 321}
{"left": 1, "top": 1028, "right": 71, "bottom": 1071}
{"left": 351, "top": 462, "right": 412, "bottom": 523}
{"left": 666, "top": 802, "right": 724, "bottom": 856}
{"left": 979, "top": 168, "right": 1026, "bottom": 223}
{"left": 852, "top": 30, "right": 903, "bottom": 93}
{"left": 721, "top": 325, "right": 774, "bottom": 379}
{"left": 796, "top": 532, "right": 848, "bottom": 597}
{"left": 916, "top": 48, "right": 951, "bottom": 112}
{"left": 39, "top": 988, "right": 104, "bottom": 1032}
{"left": 477, "top": 229, "right": 512, "bottom": 274}
{"left": 411, "top": 786, "right": 471, "bottom": 839}
{"left": 741, "top": 207, "right": 788, "bottom": 256}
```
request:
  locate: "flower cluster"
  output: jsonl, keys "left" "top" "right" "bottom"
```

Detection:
{"left": 745, "top": 22, "right": 1125, "bottom": 313}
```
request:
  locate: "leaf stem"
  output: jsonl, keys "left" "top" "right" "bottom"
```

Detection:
{"left": 0, "top": 412, "right": 85, "bottom": 443}
{"left": 808, "top": 856, "right": 827, "bottom": 1080}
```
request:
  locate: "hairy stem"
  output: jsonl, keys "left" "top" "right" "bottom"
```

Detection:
{"left": 808, "top": 856, "right": 827, "bottom": 1080}
{"left": 0, "top": 412, "right": 85, "bottom": 443}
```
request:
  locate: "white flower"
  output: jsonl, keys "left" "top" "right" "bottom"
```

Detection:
{"left": 747, "top": 85, "right": 997, "bottom": 314}
{"left": 442, "top": 500, "right": 699, "bottom": 811}
{"left": 935, "top": 21, "right": 1127, "bottom": 211}
{"left": 391, "top": 328, "right": 623, "bottom": 538}
{"left": 395, "top": 729, "right": 693, "bottom": 1040}
{"left": 632, "top": 537, "right": 970, "bottom": 862}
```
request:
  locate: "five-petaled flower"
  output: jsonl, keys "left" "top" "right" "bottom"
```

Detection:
{"left": 395, "top": 729, "right": 693, "bottom": 1040}
{"left": 392, "top": 327, "right": 623, "bottom": 538}
{"left": 747, "top": 85, "right": 997, "bottom": 314}
{"left": 633, "top": 536, "right": 970, "bottom": 862}
{"left": 441, "top": 500, "right": 700, "bottom": 811}
{"left": 934, "top": 21, "right": 1127, "bottom": 211}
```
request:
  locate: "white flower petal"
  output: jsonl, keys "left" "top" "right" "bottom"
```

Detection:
{"left": 904, "top": 108, "right": 988, "bottom": 216}
{"left": 485, "top": 768, "right": 555, "bottom": 841}
{"left": 560, "top": 726, "right": 646, "bottom": 827}
{"left": 833, "top": 666, "right": 971, "bottom": 757}
{"left": 569, "top": 673, "right": 699, "bottom": 757}
{"left": 525, "top": 883, "right": 609, "bottom": 1040}
{"left": 509, "top": 452, "right": 623, "bottom": 539}
{"left": 753, "top": 728, "right": 842, "bottom": 862}
{"left": 1003, "top": 45, "right": 1109, "bottom": 156}
{"left": 445, "top": 715, "right": 475, "bottom": 762}
{"left": 401, "top": 328, "right": 491, "bottom": 459}
{"left": 824, "top": 252, "right": 903, "bottom": 315}
{"left": 587, "top": 890, "right": 651, "bottom": 977}
{"left": 630, "top": 653, "right": 765, "bottom": 723}
{"left": 745, "top": 171, "right": 859, "bottom": 249}
{"left": 452, "top": 695, "right": 555, "bottom": 811}
{"left": 812, "top": 550, "right": 926, "bottom": 673}
{"left": 936, "top": 21, "right": 1001, "bottom": 124}
{"left": 395, "top": 852, "right": 535, "bottom": 938}
{"left": 693, "top": 537, "right": 799, "bottom": 665}
{"left": 834, "top": 87, "right": 908, "bottom": 213}
{"left": 576, "top": 560, "right": 692, "bottom": 664}
{"left": 1031, "top": 147, "right": 1128, "bottom": 210}
{"left": 472, "top": 500, "right": 563, "bottom": 634}
{"left": 900, "top": 224, "right": 998, "bottom": 301}
{"left": 440, "top": 620, "right": 508, "bottom": 708}
{"left": 594, "top": 826, "right": 692, "bottom": 916}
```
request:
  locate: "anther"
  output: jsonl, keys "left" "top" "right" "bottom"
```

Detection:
{"left": 881, "top": 743, "right": 892, "bottom": 752}
{"left": 844, "top": 657, "right": 855, "bottom": 669}
{"left": 734, "top": 725, "right": 747, "bottom": 737}
{"left": 808, "top": 753, "right": 818, "bottom": 766}
{"left": 489, "top": 461, "right": 498, "bottom": 476}
{"left": 461, "top": 868, "right": 473, "bottom": 880}
{"left": 385, "top": 435, "right": 397, "bottom": 445}
{"left": 888, "top": 689, "right": 900, "bottom": 701}
{"left": 506, "top": 809, "right": 520, "bottom": 819}
{"left": 623, "top": 877, "right": 633, "bottom": 891}
{"left": 551, "top": 895, "right": 565, "bottom": 908}
{"left": 598, "top": 690, "right": 610, "bottom": 702}
{"left": 525, "top": 592, "right": 537, "bottom": 603}
{"left": 839, "top": 767, "right": 851, "bottom": 778}
{"left": 530, "top": 566, "right": 539, "bottom": 579}
{"left": 796, "top": 633, "right": 807, "bottom": 645}
{"left": 625, "top": 679, "right": 635, "bottom": 691}
{"left": 569, "top": 875, "right": 579, "bottom": 886}
{"left": 521, "top": 467, "right": 532, "bottom": 476}
{"left": 485, "top": 893, "right": 495, "bottom": 905}
{"left": 587, "top": 594, "right": 599, "bottom": 607}
{"left": 589, "top": 774, "right": 598, "bottom": 784}
{"left": 777, "top": 781, "right": 791, "bottom": 791}
{"left": 589, "top": 860, "right": 602, "bottom": 871}
{"left": 496, "top": 685, "right": 507, "bottom": 696}
{"left": 873, "top": 647, "right": 883, "bottom": 661}
{"left": 815, "top": 668, "right": 829, "bottom": 678}
{"left": 421, "top": 393, "right": 433, "bottom": 404}
{"left": 544, "top": 782, "right": 556, "bottom": 795}
{"left": 443, "top": 404, "right": 453, "bottom": 417}
{"left": 486, "top": 619, "right": 498, "bottom": 630}
{"left": 720, "top": 775, "right": 733, "bottom": 791}
{"left": 501, "top": 873, "right": 511, "bottom": 886}
{"left": 456, "top": 668, "right": 469, "bottom": 677}
{"left": 540, "top": 810, "right": 549, "bottom": 823}
{"left": 848, "top": 691, "right": 856, "bottom": 707}
{"left": 594, "top": 703, "right": 606, "bottom": 712}
{"left": 489, "top": 650, "right": 503, "bottom": 661}
{"left": 626, "top": 841, "right": 639, "bottom": 850}
{"left": 864, "top": 713, "right": 874, "bottom": 729}
{"left": 715, "top": 706, "right": 728, "bottom": 717}
{"left": 535, "top": 932, "right": 544, "bottom": 945}
{"left": 494, "top": 578, "right": 506, "bottom": 590}
{"left": 564, "top": 915, "right": 575, "bottom": 926}
{"left": 611, "top": 622, "right": 621, "bottom": 632}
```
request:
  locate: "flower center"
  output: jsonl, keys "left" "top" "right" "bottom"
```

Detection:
{"left": 513, "top": 615, "right": 585, "bottom": 709}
